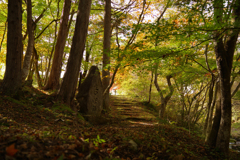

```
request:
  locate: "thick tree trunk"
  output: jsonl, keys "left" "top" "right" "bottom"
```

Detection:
{"left": 44, "top": 0, "right": 71, "bottom": 90}
{"left": 211, "top": 0, "right": 240, "bottom": 156}
{"left": 159, "top": 100, "right": 167, "bottom": 119}
{"left": 215, "top": 42, "right": 233, "bottom": 156}
{"left": 102, "top": 0, "right": 111, "bottom": 111}
{"left": 1, "top": 0, "right": 22, "bottom": 96}
{"left": 22, "top": 0, "right": 34, "bottom": 81}
{"left": 58, "top": 0, "right": 92, "bottom": 105}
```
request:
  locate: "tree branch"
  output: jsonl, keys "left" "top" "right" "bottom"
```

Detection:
{"left": 34, "top": 19, "right": 59, "bottom": 40}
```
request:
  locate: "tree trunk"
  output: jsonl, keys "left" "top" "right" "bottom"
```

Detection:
{"left": 205, "top": 80, "right": 218, "bottom": 141}
{"left": 207, "top": 82, "right": 221, "bottom": 147}
{"left": 211, "top": 0, "right": 240, "bottom": 156}
{"left": 58, "top": 0, "right": 92, "bottom": 105}
{"left": 154, "top": 66, "right": 174, "bottom": 118}
{"left": 204, "top": 77, "right": 215, "bottom": 136}
{"left": 159, "top": 99, "right": 167, "bottom": 119}
{"left": 0, "top": 20, "right": 7, "bottom": 53}
{"left": 148, "top": 70, "right": 154, "bottom": 103}
{"left": 215, "top": 41, "right": 233, "bottom": 156}
{"left": 22, "top": 0, "right": 34, "bottom": 81}
{"left": 1, "top": 0, "right": 22, "bottom": 96}
{"left": 44, "top": 0, "right": 71, "bottom": 90}
{"left": 27, "top": 51, "right": 35, "bottom": 81}
{"left": 33, "top": 46, "right": 43, "bottom": 88}
{"left": 82, "top": 42, "right": 92, "bottom": 78}
{"left": 102, "top": 0, "right": 111, "bottom": 111}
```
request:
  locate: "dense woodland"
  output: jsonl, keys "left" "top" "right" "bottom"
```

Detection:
{"left": 1, "top": 0, "right": 240, "bottom": 159}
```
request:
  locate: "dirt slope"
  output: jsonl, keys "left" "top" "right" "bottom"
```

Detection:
{"left": 0, "top": 88, "right": 239, "bottom": 160}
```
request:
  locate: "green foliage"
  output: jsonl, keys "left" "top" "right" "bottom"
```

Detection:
{"left": 233, "top": 91, "right": 240, "bottom": 100}
{"left": 85, "top": 135, "right": 106, "bottom": 147}
{"left": 93, "top": 135, "right": 106, "bottom": 147}
{"left": 143, "top": 102, "right": 158, "bottom": 112}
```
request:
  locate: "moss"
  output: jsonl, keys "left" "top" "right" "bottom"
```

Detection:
{"left": 233, "top": 91, "right": 240, "bottom": 100}
{"left": 52, "top": 102, "right": 73, "bottom": 113}
{"left": 77, "top": 113, "right": 85, "bottom": 120}
{"left": 5, "top": 96, "right": 25, "bottom": 106}
{"left": 232, "top": 122, "right": 240, "bottom": 128}
{"left": 51, "top": 102, "right": 85, "bottom": 121}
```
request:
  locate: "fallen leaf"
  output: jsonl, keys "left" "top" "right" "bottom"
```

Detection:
{"left": 68, "top": 144, "right": 77, "bottom": 150}
{"left": 78, "top": 153, "right": 84, "bottom": 157}
{"left": 20, "top": 143, "right": 28, "bottom": 149}
{"left": 6, "top": 143, "right": 18, "bottom": 156}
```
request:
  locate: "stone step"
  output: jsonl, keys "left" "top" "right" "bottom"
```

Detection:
{"left": 113, "top": 104, "right": 139, "bottom": 106}
{"left": 116, "top": 108, "right": 132, "bottom": 110}
{"left": 125, "top": 117, "right": 154, "bottom": 121}
{"left": 120, "top": 113, "right": 141, "bottom": 116}
{"left": 112, "top": 102, "right": 139, "bottom": 105}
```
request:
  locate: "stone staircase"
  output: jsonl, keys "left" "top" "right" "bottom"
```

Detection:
{"left": 110, "top": 95, "right": 157, "bottom": 126}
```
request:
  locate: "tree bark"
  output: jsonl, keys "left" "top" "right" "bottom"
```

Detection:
{"left": 212, "top": 0, "right": 240, "bottom": 156}
{"left": 205, "top": 80, "right": 219, "bottom": 141}
{"left": 22, "top": 0, "right": 34, "bottom": 81}
{"left": 27, "top": 52, "right": 35, "bottom": 81}
{"left": 154, "top": 66, "right": 174, "bottom": 118}
{"left": 0, "top": 20, "right": 7, "bottom": 53}
{"left": 207, "top": 81, "right": 221, "bottom": 147}
{"left": 102, "top": 0, "right": 112, "bottom": 111}
{"left": 33, "top": 46, "right": 43, "bottom": 88}
{"left": 58, "top": 0, "right": 92, "bottom": 105}
{"left": 1, "top": 0, "right": 22, "bottom": 96}
{"left": 82, "top": 41, "right": 92, "bottom": 79}
{"left": 148, "top": 69, "right": 154, "bottom": 103}
{"left": 204, "top": 77, "right": 215, "bottom": 136}
{"left": 44, "top": 0, "right": 71, "bottom": 90}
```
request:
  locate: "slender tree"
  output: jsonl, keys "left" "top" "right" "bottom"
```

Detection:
{"left": 22, "top": 0, "right": 34, "bottom": 81}
{"left": 58, "top": 0, "right": 92, "bottom": 105}
{"left": 154, "top": 65, "right": 174, "bottom": 118}
{"left": 102, "top": 0, "right": 111, "bottom": 111}
{"left": 44, "top": 0, "right": 71, "bottom": 90}
{"left": 1, "top": 0, "right": 22, "bottom": 95}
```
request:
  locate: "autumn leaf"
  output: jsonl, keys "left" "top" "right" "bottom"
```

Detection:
{"left": 6, "top": 143, "right": 18, "bottom": 156}
{"left": 78, "top": 153, "right": 84, "bottom": 157}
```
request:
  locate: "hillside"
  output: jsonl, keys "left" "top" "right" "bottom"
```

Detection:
{"left": 0, "top": 86, "right": 239, "bottom": 160}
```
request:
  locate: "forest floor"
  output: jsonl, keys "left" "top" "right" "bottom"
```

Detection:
{"left": 0, "top": 85, "right": 239, "bottom": 160}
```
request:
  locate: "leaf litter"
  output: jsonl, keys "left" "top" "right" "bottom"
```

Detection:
{"left": 0, "top": 86, "right": 239, "bottom": 160}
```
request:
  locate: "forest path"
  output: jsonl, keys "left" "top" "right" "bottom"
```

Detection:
{"left": 109, "top": 95, "right": 158, "bottom": 127}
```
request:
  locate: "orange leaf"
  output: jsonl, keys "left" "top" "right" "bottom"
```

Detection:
{"left": 78, "top": 153, "right": 84, "bottom": 157}
{"left": 6, "top": 144, "right": 18, "bottom": 156}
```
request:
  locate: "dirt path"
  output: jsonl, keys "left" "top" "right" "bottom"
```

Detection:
{"left": 109, "top": 95, "right": 157, "bottom": 127}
